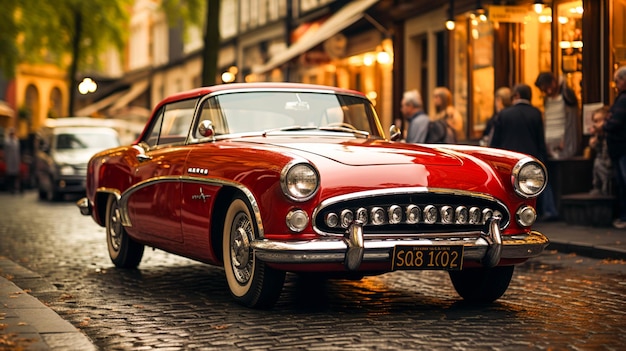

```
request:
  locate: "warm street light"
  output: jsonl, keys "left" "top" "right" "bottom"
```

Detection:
{"left": 78, "top": 77, "right": 97, "bottom": 95}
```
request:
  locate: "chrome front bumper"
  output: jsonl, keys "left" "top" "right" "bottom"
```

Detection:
{"left": 77, "top": 197, "right": 91, "bottom": 216}
{"left": 251, "top": 217, "right": 549, "bottom": 271}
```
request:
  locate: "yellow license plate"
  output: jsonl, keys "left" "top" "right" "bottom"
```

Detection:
{"left": 392, "top": 245, "right": 464, "bottom": 271}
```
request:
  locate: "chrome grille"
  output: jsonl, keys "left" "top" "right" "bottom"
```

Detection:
{"left": 313, "top": 189, "right": 509, "bottom": 237}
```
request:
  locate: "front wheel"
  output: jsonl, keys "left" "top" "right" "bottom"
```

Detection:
{"left": 223, "top": 196, "right": 285, "bottom": 308}
{"left": 448, "top": 266, "right": 514, "bottom": 303}
{"left": 106, "top": 195, "right": 144, "bottom": 268}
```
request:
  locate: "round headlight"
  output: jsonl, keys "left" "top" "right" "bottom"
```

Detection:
{"left": 512, "top": 158, "right": 547, "bottom": 198}
{"left": 281, "top": 162, "right": 320, "bottom": 201}
{"left": 60, "top": 165, "right": 76, "bottom": 175}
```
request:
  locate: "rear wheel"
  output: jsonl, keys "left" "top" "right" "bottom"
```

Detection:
{"left": 448, "top": 266, "right": 514, "bottom": 303}
{"left": 223, "top": 195, "right": 285, "bottom": 308}
{"left": 106, "top": 195, "right": 144, "bottom": 268}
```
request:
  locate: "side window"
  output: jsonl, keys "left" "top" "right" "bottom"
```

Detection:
{"left": 143, "top": 98, "right": 198, "bottom": 147}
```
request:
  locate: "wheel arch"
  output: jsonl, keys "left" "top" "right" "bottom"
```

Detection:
{"left": 94, "top": 189, "right": 121, "bottom": 226}
{"left": 210, "top": 185, "right": 263, "bottom": 264}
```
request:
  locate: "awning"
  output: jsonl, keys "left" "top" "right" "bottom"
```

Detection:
{"left": 75, "top": 89, "right": 128, "bottom": 116}
{"left": 252, "top": 0, "right": 378, "bottom": 74}
{"left": 109, "top": 79, "right": 149, "bottom": 112}
{"left": 0, "top": 100, "right": 15, "bottom": 118}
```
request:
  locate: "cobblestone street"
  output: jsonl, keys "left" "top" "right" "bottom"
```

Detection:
{"left": 1, "top": 192, "right": 625, "bottom": 350}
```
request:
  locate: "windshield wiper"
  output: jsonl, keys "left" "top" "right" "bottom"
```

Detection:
{"left": 262, "top": 126, "right": 319, "bottom": 136}
{"left": 319, "top": 126, "right": 369, "bottom": 137}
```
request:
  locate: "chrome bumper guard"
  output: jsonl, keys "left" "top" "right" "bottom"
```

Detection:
{"left": 77, "top": 197, "right": 92, "bottom": 216}
{"left": 251, "top": 217, "right": 549, "bottom": 271}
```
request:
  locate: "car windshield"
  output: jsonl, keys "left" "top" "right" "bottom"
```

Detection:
{"left": 195, "top": 91, "right": 383, "bottom": 138}
{"left": 55, "top": 132, "right": 119, "bottom": 150}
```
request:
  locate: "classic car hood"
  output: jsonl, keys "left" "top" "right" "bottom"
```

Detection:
{"left": 242, "top": 137, "right": 462, "bottom": 167}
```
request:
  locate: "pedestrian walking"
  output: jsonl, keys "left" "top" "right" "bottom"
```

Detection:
{"left": 490, "top": 83, "right": 556, "bottom": 220}
{"left": 604, "top": 65, "right": 626, "bottom": 228}
{"left": 534, "top": 72, "right": 581, "bottom": 159}
{"left": 481, "top": 86, "right": 512, "bottom": 146}
{"left": 588, "top": 106, "right": 612, "bottom": 196}
{"left": 432, "top": 86, "right": 464, "bottom": 141}
{"left": 4, "top": 127, "right": 21, "bottom": 194}
{"left": 401, "top": 89, "right": 430, "bottom": 143}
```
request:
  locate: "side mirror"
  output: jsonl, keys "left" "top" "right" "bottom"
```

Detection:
{"left": 389, "top": 125, "right": 402, "bottom": 141}
{"left": 197, "top": 120, "right": 215, "bottom": 140}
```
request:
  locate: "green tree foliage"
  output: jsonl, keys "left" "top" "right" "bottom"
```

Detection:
{"left": 0, "top": 0, "right": 131, "bottom": 114}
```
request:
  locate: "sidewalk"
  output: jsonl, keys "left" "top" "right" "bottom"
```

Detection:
{"left": 1, "top": 221, "right": 625, "bottom": 351}
{"left": 0, "top": 258, "right": 96, "bottom": 351}
{"left": 535, "top": 220, "right": 626, "bottom": 260}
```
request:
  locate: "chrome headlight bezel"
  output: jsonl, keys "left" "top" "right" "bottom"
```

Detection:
{"left": 280, "top": 161, "right": 320, "bottom": 202}
{"left": 511, "top": 157, "right": 547, "bottom": 198}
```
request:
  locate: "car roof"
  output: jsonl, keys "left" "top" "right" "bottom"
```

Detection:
{"left": 42, "top": 117, "right": 114, "bottom": 128}
{"left": 155, "top": 82, "right": 367, "bottom": 109}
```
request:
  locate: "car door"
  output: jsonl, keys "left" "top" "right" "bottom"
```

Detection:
{"left": 125, "top": 99, "right": 197, "bottom": 244}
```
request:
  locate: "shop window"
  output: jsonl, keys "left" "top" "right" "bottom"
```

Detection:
{"left": 613, "top": 0, "right": 626, "bottom": 100}
{"left": 452, "top": 18, "right": 468, "bottom": 138}
{"left": 524, "top": 4, "right": 552, "bottom": 107}
{"left": 557, "top": 1, "right": 583, "bottom": 104}
{"left": 470, "top": 19, "right": 494, "bottom": 140}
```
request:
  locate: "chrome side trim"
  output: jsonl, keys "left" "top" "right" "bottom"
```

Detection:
{"left": 110, "top": 176, "right": 264, "bottom": 237}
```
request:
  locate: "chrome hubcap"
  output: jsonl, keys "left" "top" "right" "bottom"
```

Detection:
{"left": 109, "top": 205, "right": 122, "bottom": 251}
{"left": 230, "top": 212, "right": 252, "bottom": 284}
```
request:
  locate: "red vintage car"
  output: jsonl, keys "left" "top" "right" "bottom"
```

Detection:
{"left": 77, "top": 83, "right": 549, "bottom": 308}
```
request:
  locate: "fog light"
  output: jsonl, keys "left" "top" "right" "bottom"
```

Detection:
{"left": 388, "top": 205, "right": 402, "bottom": 224}
{"left": 424, "top": 205, "right": 437, "bottom": 224}
{"left": 370, "top": 207, "right": 386, "bottom": 225}
{"left": 325, "top": 213, "right": 339, "bottom": 228}
{"left": 286, "top": 209, "right": 309, "bottom": 232}
{"left": 406, "top": 205, "right": 421, "bottom": 224}
{"left": 516, "top": 206, "right": 537, "bottom": 227}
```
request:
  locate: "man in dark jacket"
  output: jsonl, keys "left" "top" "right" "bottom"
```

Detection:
{"left": 490, "top": 84, "right": 548, "bottom": 162}
{"left": 604, "top": 65, "right": 626, "bottom": 228}
{"left": 491, "top": 83, "right": 555, "bottom": 220}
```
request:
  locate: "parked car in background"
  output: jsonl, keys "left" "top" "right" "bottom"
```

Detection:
{"left": 77, "top": 83, "right": 549, "bottom": 308}
{"left": 36, "top": 118, "right": 120, "bottom": 201}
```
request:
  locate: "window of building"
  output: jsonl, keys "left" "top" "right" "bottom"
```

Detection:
{"left": 612, "top": 0, "right": 626, "bottom": 101}
{"left": 557, "top": 1, "right": 583, "bottom": 104}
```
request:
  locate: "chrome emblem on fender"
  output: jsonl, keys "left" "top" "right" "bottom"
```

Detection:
{"left": 188, "top": 167, "right": 209, "bottom": 175}
{"left": 192, "top": 187, "right": 210, "bottom": 203}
